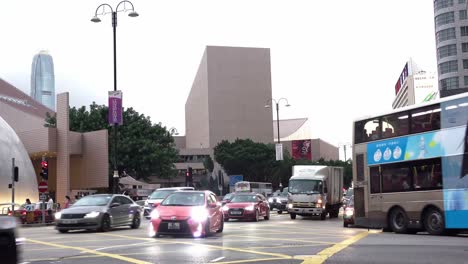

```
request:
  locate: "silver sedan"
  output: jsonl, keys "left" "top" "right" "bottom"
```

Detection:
{"left": 55, "top": 194, "right": 142, "bottom": 233}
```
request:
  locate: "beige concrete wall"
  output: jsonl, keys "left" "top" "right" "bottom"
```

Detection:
{"left": 173, "top": 136, "right": 186, "bottom": 149}
{"left": 69, "top": 131, "right": 82, "bottom": 155}
{"left": 56, "top": 93, "right": 70, "bottom": 206}
{"left": 0, "top": 103, "right": 45, "bottom": 133}
{"left": 316, "top": 139, "right": 339, "bottom": 161}
{"left": 18, "top": 127, "right": 57, "bottom": 155}
{"left": 82, "top": 130, "right": 109, "bottom": 188}
{"left": 185, "top": 49, "right": 210, "bottom": 149}
{"left": 206, "top": 46, "right": 273, "bottom": 147}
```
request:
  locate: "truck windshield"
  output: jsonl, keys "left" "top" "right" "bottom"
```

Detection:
{"left": 289, "top": 180, "right": 322, "bottom": 194}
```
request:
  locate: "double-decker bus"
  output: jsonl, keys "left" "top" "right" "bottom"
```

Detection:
{"left": 234, "top": 181, "right": 273, "bottom": 196}
{"left": 352, "top": 92, "right": 468, "bottom": 235}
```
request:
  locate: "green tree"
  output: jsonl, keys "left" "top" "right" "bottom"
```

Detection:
{"left": 213, "top": 139, "right": 294, "bottom": 188}
{"left": 44, "top": 102, "right": 179, "bottom": 180}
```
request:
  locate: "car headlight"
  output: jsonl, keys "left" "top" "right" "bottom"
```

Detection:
{"left": 345, "top": 208, "right": 354, "bottom": 217}
{"left": 84, "top": 211, "right": 100, "bottom": 218}
{"left": 222, "top": 205, "right": 229, "bottom": 211}
{"left": 317, "top": 199, "right": 323, "bottom": 204}
{"left": 268, "top": 198, "right": 274, "bottom": 203}
{"left": 55, "top": 212, "right": 62, "bottom": 219}
{"left": 150, "top": 209, "right": 160, "bottom": 219}
{"left": 144, "top": 200, "right": 148, "bottom": 206}
{"left": 191, "top": 207, "right": 208, "bottom": 222}
{"left": 245, "top": 205, "right": 254, "bottom": 211}
{"left": 288, "top": 203, "right": 293, "bottom": 209}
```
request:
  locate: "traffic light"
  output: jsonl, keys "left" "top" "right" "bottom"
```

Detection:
{"left": 186, "top": 167, "right": 193, "bottom": 186}
{"left": 40, "top": 160, "right": 48, "bottom": 180}
{"left": 14, "top": 166, "right": 19, "bottom": 182}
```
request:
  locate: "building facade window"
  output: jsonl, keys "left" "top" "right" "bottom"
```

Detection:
{"left": 439, "top": 76, "right": 459, "bottom": 90}
{"left": 436, "top": 28, "right": 456, "bottom": 43}
{"left": 435, "top": 12, "right": 455, "bottom": 27}
{"left": 438, "top": 44, "right": 457, "bottom": 59}
{"left": 435, "top": 0, "right": 454, "bottom": 11}
{"left": 464, "top": 76, "right": 468, "bottom": 86}
{"left": 460, "top": 10, "right": 468, "bottom": 20}
{"left": 459, "top": 0, "right": 466, "bottom": 4}
{"left": 463, "top": 42, "right": 468, "bottom": 52}
{"left": 463, "top": 59, "right": 468, "bottom": 69}
{"left": 438, "top": 60, "right": 458, "bottom": 74}
{"left": 461, "top": 26, "right": 468, "bottom": 36}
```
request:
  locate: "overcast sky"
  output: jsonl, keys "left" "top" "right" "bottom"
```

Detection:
{"left": 0, "top": 0, "right": 437, "bottom": 160}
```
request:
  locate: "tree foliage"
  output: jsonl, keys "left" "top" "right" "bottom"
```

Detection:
{"left": 213, "top": 139, "right": 353, "bottom": 189}
{"left": 44, "top": 102, "right": 179, "bottom": 180}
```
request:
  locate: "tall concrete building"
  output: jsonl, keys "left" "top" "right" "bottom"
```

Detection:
{"left": 185, "top": 46, "right": 273, "bottom": 148}
{"left": 392, "top": 59, "right": 439, "bottom": 109}
{"left": 434, "top": 0, "right": 468, "bottom": 97}
{"left": 31, "top": 50, "right": 55, "bottom": 110}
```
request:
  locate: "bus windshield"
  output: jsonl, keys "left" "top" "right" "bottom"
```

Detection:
{"left": 289, "top": 180, "right": 322, "bottom": 194}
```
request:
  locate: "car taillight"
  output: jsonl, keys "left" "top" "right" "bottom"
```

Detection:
{"left": 7, "top": 212, "right": 12, "bottom": 216}
{"left": 22, "top": 211, "right": 27, "bottom": 215}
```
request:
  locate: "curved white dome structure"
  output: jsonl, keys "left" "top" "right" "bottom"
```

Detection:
{"left": 0, "top": 116, "right": 38, "bottom": 205}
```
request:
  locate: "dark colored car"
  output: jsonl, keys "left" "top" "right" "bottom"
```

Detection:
{"left": 0, "top": 216, "right": 19, "bottom": 264}
{"left": 343, "top": 195, "right": 354, "bottom": 227}
{"left": 55, "top": 194, "right": 142, "bottom": 233}
{"left": 268, "top": 188, "right": 288, "bottom": 214}
{"left": 222, "top": 193, "right": 270, "bottom": 221}
{"left": 149, "top": 191, "right": 223, "bottom": 238}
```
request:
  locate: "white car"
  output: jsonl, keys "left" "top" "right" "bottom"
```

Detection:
{"left": 143, "top": 187, "right": 194, "bottom": 219}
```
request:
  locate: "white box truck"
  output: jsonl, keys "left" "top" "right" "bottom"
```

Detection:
{"left": 287, "top": 165, "right": 343, "bottom": 220}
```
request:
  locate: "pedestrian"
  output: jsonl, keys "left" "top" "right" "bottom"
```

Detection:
{"left": 25, "top": 198, "right": 31, "bottom": 204}
{"left": 64, "top": 196, "right": 71, "bottom": 209}
{"left": 47, "top": 196, "right": 54, "bottom": 216}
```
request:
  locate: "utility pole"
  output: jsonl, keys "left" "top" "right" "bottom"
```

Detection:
{"left": 11, "top": 158, "right": 15, "bottom": 213}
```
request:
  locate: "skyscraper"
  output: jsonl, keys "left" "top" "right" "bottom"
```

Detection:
{"left": 434, "top": 0, "right": 468, "bottom": 97}
{"left": 31, "top": 50, "right": 55, "bottom": 110}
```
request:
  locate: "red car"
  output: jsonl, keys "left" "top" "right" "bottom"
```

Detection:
{"left": 222, "top": 193, "right": 270, "bottom": 222}
{"left": 10, "top": 203, "right": 54, "bottom": 224}
{"left": 148, "top": 191, "right": 223, "bottom": 238}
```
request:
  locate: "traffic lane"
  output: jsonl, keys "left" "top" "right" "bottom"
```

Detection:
{"left": 326, "top": 230, "right": 468, "bottom": 264}
{"left": 21, "top": 214, "right": 366, "bottom": 264}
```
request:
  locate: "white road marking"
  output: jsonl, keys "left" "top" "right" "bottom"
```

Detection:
{"left": 211, "top": 256, "right": 226, "bottom": 262}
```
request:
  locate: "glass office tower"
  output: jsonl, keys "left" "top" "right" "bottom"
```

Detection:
{"left": 31, "top": 50, "right": 55, "bottom": 110}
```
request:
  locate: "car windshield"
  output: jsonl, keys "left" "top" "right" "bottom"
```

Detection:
{"left": 223, "top": 193, "right": 234, "bottom": 200}
{"left": 72, "top": 195, "right": 111, "bottom": 206}
{"left": 149, "top": 190, "right": 175, "bottom": 199}
{"left": 230, "top": 195, "right": 257, "bottom": 203}
{"left": 161, "top": 192, "right": 206, "bottom": 206}
{"left": 289, "top": 180, "right": 322, "bottom": 194}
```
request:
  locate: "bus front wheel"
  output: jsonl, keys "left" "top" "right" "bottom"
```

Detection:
{"left": 424, "top": 208, "right": 445, "bottom": 235}
{"left": 389, "top": 208, "right": 409, "bottom": 234}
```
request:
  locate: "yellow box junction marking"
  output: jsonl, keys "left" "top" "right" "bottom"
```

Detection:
{"left": 301, "top": 230, "right": 373, "bottom": 264}
{"left": 26, "top": 238, "right": 152, "bottom": 264}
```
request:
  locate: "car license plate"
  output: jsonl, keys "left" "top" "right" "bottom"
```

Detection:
{"left": 230, "top": 211, "right": 242, "bottom": 215}
{"left": 62, "top": 219, "right": 78, "bottom": 224}
{"left": 168, "top": 222, "right": 180, "bottom": 230}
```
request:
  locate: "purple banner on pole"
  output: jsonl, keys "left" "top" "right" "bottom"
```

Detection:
{"left": 108, "top": 90, "right": 123, "bottom": 125}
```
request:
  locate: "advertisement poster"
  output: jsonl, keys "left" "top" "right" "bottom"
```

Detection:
{"left": 108, "top": 90, "right": 123, "bottom": 125}
{"left": 292, "top": 139, "right": 312, "bottom": 160}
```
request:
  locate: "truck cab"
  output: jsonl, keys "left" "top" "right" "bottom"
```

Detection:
{"left": 287, "top": 165, "right": 343, "bottom": 220}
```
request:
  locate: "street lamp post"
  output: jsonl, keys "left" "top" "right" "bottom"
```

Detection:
{"left": 265, "top": 98, "right": 291, "bottom": 143}
{"left": 91, "top": 1, "right": 138, "bottom": 194}
{"left": 265, "top": 98, "right": 290, "bottom": 189}
{"left": 169, "top": 127, "right": 179, "bottom": 136}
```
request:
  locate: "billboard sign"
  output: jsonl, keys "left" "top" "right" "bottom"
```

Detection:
{"left": 395, "top": 63, "right": 409, "bottom": 95}
{"left": 108, "top": 90, "right": 123, "bottom": 125}
{"left": 276, "top": 143, "right": 283, "bottom": 161}
{"left": 292, "top": 139, "right": 312, "bottom": 160}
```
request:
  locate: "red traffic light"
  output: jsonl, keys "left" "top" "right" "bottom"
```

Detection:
{"left": 41, "top": 161, "right": 48, "bottom": 167}
{"left": 186, "top": 172, "right": 190, "bottom": 177}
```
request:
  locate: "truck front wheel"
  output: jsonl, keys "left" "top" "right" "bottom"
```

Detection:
{"left": 290, "top": 213, "right": 296, "bottom": 219}
{"left": 320, "top": 212, "right": 327, "bottom": 220}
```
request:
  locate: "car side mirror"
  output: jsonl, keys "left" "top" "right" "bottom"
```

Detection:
{"left": 110, "top": 203, "right": 120, "bottom": 208}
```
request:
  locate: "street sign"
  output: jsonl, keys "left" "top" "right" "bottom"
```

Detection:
{"left": 276, "top": 143, "right": 283, "bottom": 161}
{"left": 39, "top": 193, "right": 47, "bottom": 201}
{"left": 38, "top": 181, "right": 48, "bottom": 193}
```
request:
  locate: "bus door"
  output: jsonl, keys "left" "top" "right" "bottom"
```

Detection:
{"left": 368, "top": 166, "right": 384, "bottom": 228}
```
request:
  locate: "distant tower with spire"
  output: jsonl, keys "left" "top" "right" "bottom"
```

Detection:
{"left": 31, "top": 50, "right": 55, "bottom": 110}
